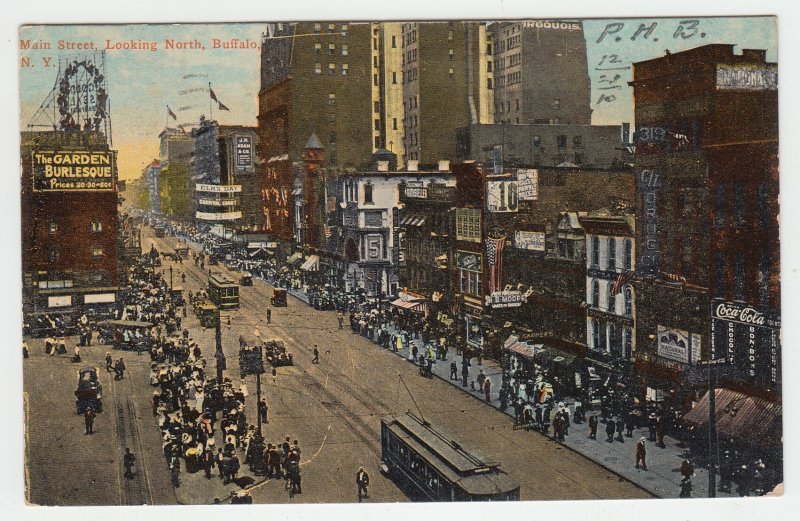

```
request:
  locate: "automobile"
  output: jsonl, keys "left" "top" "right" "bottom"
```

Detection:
{"left": 75, "top": 367, "right": 103, "bottom": 414}
{"left": 240, "top": 273, "right": 253, "bottom": 286}
{"left": 271, "top": 288, "right": 287, "bottom": 307}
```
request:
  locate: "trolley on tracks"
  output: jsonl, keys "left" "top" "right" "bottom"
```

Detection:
{"left": 380, "top": 412, "right": 520, "bottom": 502}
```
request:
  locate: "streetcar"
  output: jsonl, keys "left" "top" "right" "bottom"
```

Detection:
{"left": 380, "top": 413, "right": 520, "bottom": 501}
{"left": 207, "top": 274, "right": 239, "bottom": 310}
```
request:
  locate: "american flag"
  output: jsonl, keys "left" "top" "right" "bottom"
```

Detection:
{"left": 660, "top": 271, "right": 687, "bottom": 284}
{"left": 611, "top": 271, "right": 634, "bottom": 296}
{"left": 485, "top": 236, "right": 506, "bottom": 294}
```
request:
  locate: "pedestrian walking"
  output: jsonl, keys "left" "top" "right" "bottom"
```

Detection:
{"left": 680, "top": 459, "right": 694, "bottom": 483}
{"left": 259, "top": 398, "right": 269, "bottom": 423}
{"left": 635, "top": 437, "right": 648, "bottom": 470}
{"left": 267, "top": 309, "right": 272, "bottom": 324}
{"left": 356, "top": 466, "right": 370, "bottom": 502}
{"left": 123, "top": 448, "right": 136, "bottom": 479}
{"left": 338, "top": 314, "right": 344, "bottom": 330}
{"left": 483, "top": 377, "right": 491, "bottom": 402}
{"left": 203, "top": 447, "right": 215, "bottom": 479}
{"left": 170, "top": 457, "right": 181, "bottom": 488}
{"left": 656, "top": 415, "right": 666, "bottom": 448}
{"left": 312, "top": 346, "right": 320, "bottom": 364}
{"left": 606, "top": 419, "right": 616, "bottom": 442}
{"left": 615, "top": 417, "right": 625, "bottom": 442}
{"left": 84, "top": 408, "right": 96, "bottom": 435}
{"left": 588, "top": 414, "right": 598, "bottom": 440}
{"left": 450, "top": 361, "right": 458, "bottom": 380}
{"left": 152, "top": 391, "right": 160, "bottom": 416}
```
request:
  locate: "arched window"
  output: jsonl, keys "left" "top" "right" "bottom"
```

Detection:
{"left": 624, "top": 239, "right": 633, "bottom": 270}
{"left": 608, "top": 237, "right": 616, "bottom": 270}
{"left": 624, "top": 285, "right": 633, "bottom": 316}
{"left": 591, "top": 236, "right": 600, "bottom": 267}
{"left": 591, "top": 280, "right": 600, "bottom": 307}
{"left": 607, "top": 281, "right": 616, "bottom": 312}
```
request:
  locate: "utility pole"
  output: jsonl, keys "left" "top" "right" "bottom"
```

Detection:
{"left": 215, "top": 309, "right": 225, "bottom": 383}
{"left": 708, "top": 363, "right": 717, "bottom": 497}
{"left": 256, "top": 343, "right": 263, "bottom": 436}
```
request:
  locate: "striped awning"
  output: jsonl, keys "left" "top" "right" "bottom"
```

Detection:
{"left": 390, "top": 298, "right": 426, "bottom": 313}
{"left": 683, "top": 388, "right": 782, "bottom": 449}
{"left": 300, "top": 254, "right": 320, "bottom": 271}
{"left": 398, "top": 212, "right": 427, "bottom": 227}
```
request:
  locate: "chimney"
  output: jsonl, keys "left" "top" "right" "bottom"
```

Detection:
{"left": 407, "top": 160, "right": 419, "bottom": 172}
{"left": 438, "top": 160, "right": 450, "bottom": 171}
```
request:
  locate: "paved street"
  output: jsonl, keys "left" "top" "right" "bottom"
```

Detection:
{"left": 24, "top": 224, "right": 652, "bottom": 504}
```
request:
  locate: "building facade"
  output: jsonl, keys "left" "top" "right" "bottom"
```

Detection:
{"left": 629, "top": 44, "right": 780, "bottom": 408}
{"left": 157, "top": 127, "right": 193, "bottom": 220}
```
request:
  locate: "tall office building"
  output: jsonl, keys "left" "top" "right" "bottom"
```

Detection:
{"left": 490, "top": 20, "right": 592, "bottom": 125}
{"left": 401, "top": 22, "right": 493, "bottom": 167}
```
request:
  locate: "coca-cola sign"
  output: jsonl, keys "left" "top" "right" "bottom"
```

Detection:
{"left": 712, "top": 300, "right": 780, "bottom": 328}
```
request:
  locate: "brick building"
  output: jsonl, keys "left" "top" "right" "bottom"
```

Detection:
{"left": 21, "top": 131, "right": 120, "bottom": 313}
{"left": 629, "top": 44, "right": 779, "bottom": 408}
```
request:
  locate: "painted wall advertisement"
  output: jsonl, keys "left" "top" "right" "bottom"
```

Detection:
{"left": 711, "top": 299, "right": 781, "bottom": 387}
{"left": 487, "top": 179, "right": 518, "bottom": 212}
{"left": 235, "top": 136, "right": 252, "bottom": 168}
{"left": 516, "top": 169, "right": 539, "bottom": 201}
{"left": 485, "top": 290, "right": 525, "bottom": 309}
{"left": 514, "top": 230, "right": 546, "bottom": 251}
{"left": 32, "top": 150, "right": 117, "bottom": 192}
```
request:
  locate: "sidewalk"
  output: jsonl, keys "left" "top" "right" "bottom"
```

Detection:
{"left": 356, "top": 324, "right": 734, "bottom": 500}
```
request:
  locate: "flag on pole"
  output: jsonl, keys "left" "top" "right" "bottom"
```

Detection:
{"left": 611, "top": 271, "right": 634, "bottom": 296}
{"left": 660, "top": 271, "right": 687, "bottom": 284}
{"left": 167, "top": 105, "right": 177, "bottom": 120}
{"left": 209, "top": 83, "right": 218, "bottom": 102}
{"left": 485, "top": 236, "right": 506, "bottom": 294}
{"left": 218, "top": 101, "right": 230, "bottom": 111}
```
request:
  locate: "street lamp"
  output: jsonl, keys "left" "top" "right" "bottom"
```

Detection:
{"left": 253, "top": 327, "right": 264, "bottom": 435}
{"left": 214, "top": 309, "right": 226, "bottom": 383}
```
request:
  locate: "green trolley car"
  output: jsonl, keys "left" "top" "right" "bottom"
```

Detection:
{"left": 208, "top": 273, "right": 239, "bottom": 311}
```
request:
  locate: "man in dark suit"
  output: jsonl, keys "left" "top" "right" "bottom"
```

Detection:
{"left": 84, "top": 408, "right": 96, "bottom": 435}
{"left": 356, "top": 466, "right": 370, "bottom": 501}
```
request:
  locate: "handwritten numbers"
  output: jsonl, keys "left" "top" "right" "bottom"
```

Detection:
{"left": 674, "top": 19, "right": 701, "bottom": 39}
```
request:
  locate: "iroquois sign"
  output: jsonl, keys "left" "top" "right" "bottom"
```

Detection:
{"left": 31, "top": 150, "right": 116, "bottom": 192}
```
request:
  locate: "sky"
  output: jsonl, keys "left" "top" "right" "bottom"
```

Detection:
{"left": 18, "top": 17, "right": 777, "bottom": 180}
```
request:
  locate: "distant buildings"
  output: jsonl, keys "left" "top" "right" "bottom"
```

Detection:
{"left": 158, "top": 127, "right": 193, "bottom": 220}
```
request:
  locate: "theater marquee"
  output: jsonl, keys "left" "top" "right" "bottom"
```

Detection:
{"left": 31, "top": 150, "right": 117, "bottom": 192}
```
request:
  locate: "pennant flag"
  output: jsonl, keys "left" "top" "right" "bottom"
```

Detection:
{"left": 611, "top": 271, "right": 634, "bottom": 296}
{"left": 661, "top": 271, "right": 687, "bottom": 284}
{"left": 218, "top": 101, "right": 230, "bottom": 111}
{"left": 209, "top": 83, "right": 218, "bottom": 102}
{"left": 167, "top": 105, "right": 177, "bottom": 120}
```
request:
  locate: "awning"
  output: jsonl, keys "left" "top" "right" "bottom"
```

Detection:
{"left": 390, "top": 298, "right": 426, "bottom": 313}
{"left": 683, "top": 388, "right": 782, "bottom": 449}
{"left": 398, "top": 212, "right": 427, "bottom": 227}
{"left": 537, "top": 347, "right": 577, "bottom": 367}
{"left": 503, "top": 335, "right": 541, "bottom": 360}
{"left": 286, "top": 252, "right": 302, "bottom": 265}
{"left": 300, "top": 254, "right": 320, "bottom": 271}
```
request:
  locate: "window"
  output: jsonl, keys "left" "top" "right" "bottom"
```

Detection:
{"left": 373, "top": 55, "right": 378, "bottom": 68}
{"left": 392, "top": 118, "right": 397, "bottom": 130}
{"left": 328, "top": 23, "right": 336, "bottom": 32}
{"left": 374, "top": 101, "right": 380, "bottom": 113}
{"left": 609, "top": 324, "right": 621, "bottom": 357}
{"left": 391, "top": 35, "right": 396, "bottom": 48}
{"left": 591, "top": 280, "right": 600, "bottom": 307}
{"left": 328, "top": 43, "right": 335, "bottom": 55}
{"left": 328, "top": 93, "right": 336, "bottom": 105}
{"left": 624, "top": 239, "right": 632, "bottom": 270}
{"left": 533, "top": 135, "right": 541, "bottom": 148}
{"left": 90, "top": 220, "right": 103, "bottom": 233}
{"left": 553, "top": 98, "right": 561, "bottom": 109}
{"left": 314, "top": 23, "right": 321, "bottom": 33}
{"left": 91, "top": 245, "right": 104, "bottom": 258}
{"left": 715, "top": 252, "right": 726, "bottom": 298}
{"left": 374, "top": 136, "right": 381, "bottom": 148}
{"left": 341, "top": 45, "right": 349, "bottom": 56}
{"left": 373, "top": 74, "right": 378, "bottom": 86}
{"left": 624, "top": 328, "right": 633, "bottom": 359}
{"left": 759, "top": 251, "right": 770, "bottom": 306}
{"left": 591, "top": 319, "right": 600, "bottom": 350}
{"left": 714, "top": 185, "right": 726, "bottom": 228}
{"left": 373, "top": 38, "right": 378, "bottom": 51}
{"left": 48, "top": 221, "right": 58, "bottom": 234}
{"left": 459, "top": 270, "right": 481, "bottom": 296}
{"left": 448, "top": 67, "right": 454, "bottom": 77}
{"left": 364, "top": 183, "right": 374, "bottom": 204}
{"left": 573, "top": 135, "right": 583, "bottom": 148}
{"left": 487, "top": 43, "right": 492, "bottom": 55}
{"left": 314, "top": 43, "right": 321, "bottom": 54}
{"left": 314, "top": 63, "right": 322, "bottom": 74}
{"left": 487, "top": 78, "right": 493, "bottom": 90}
{"left": 734, "top": 253, "right": 746, "bottom": 301}
{"left": 515, "top": 99, "right": 520, "bottom": 111}
{"left": 591, "top": 236, "right": 600, "bottom": 267}
{"left": 448, "top": 48, "right": 454, "bottom": 60}
{"left": 598, "top": 322, "right": 607, "bottom": 352}
{"left": 48, "top": 247, "right": 59, "bottom": 263}
{"left": 341, "top": 24, "right": 348, "bottom": 35}
{"left": 487, "top": 60, "right": 493, "bottom": 72}
{"left": 607, "top": 282, "right": 616, "bottom": 312}
{"left": 734, "top": 184, "right": 745, "bottom": 228}
{"left": 557, "top": 135, "right": 567, "bottom": 148}
{"left": 574, "top": 153, "right": 584, "bottom": 165}
{"left": 608, "top": 237, "right": 616, "bottom": 270}
{"left": 328, "top": 63, "right": 335, "bottom": 75}
{"left": 374, "top": 119, "right": 380, "bottom": 131}
{"left": 448, "top": 30, "right": 454, "bottom": 41}
{"left": 341, "top": 63, "right": 348, "bottom": 75}
{"left": 392, "top": 71, "right": 397, "bottom": 84}
{"left": 624, "top": 286, "right": 633, "bottom": 316}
